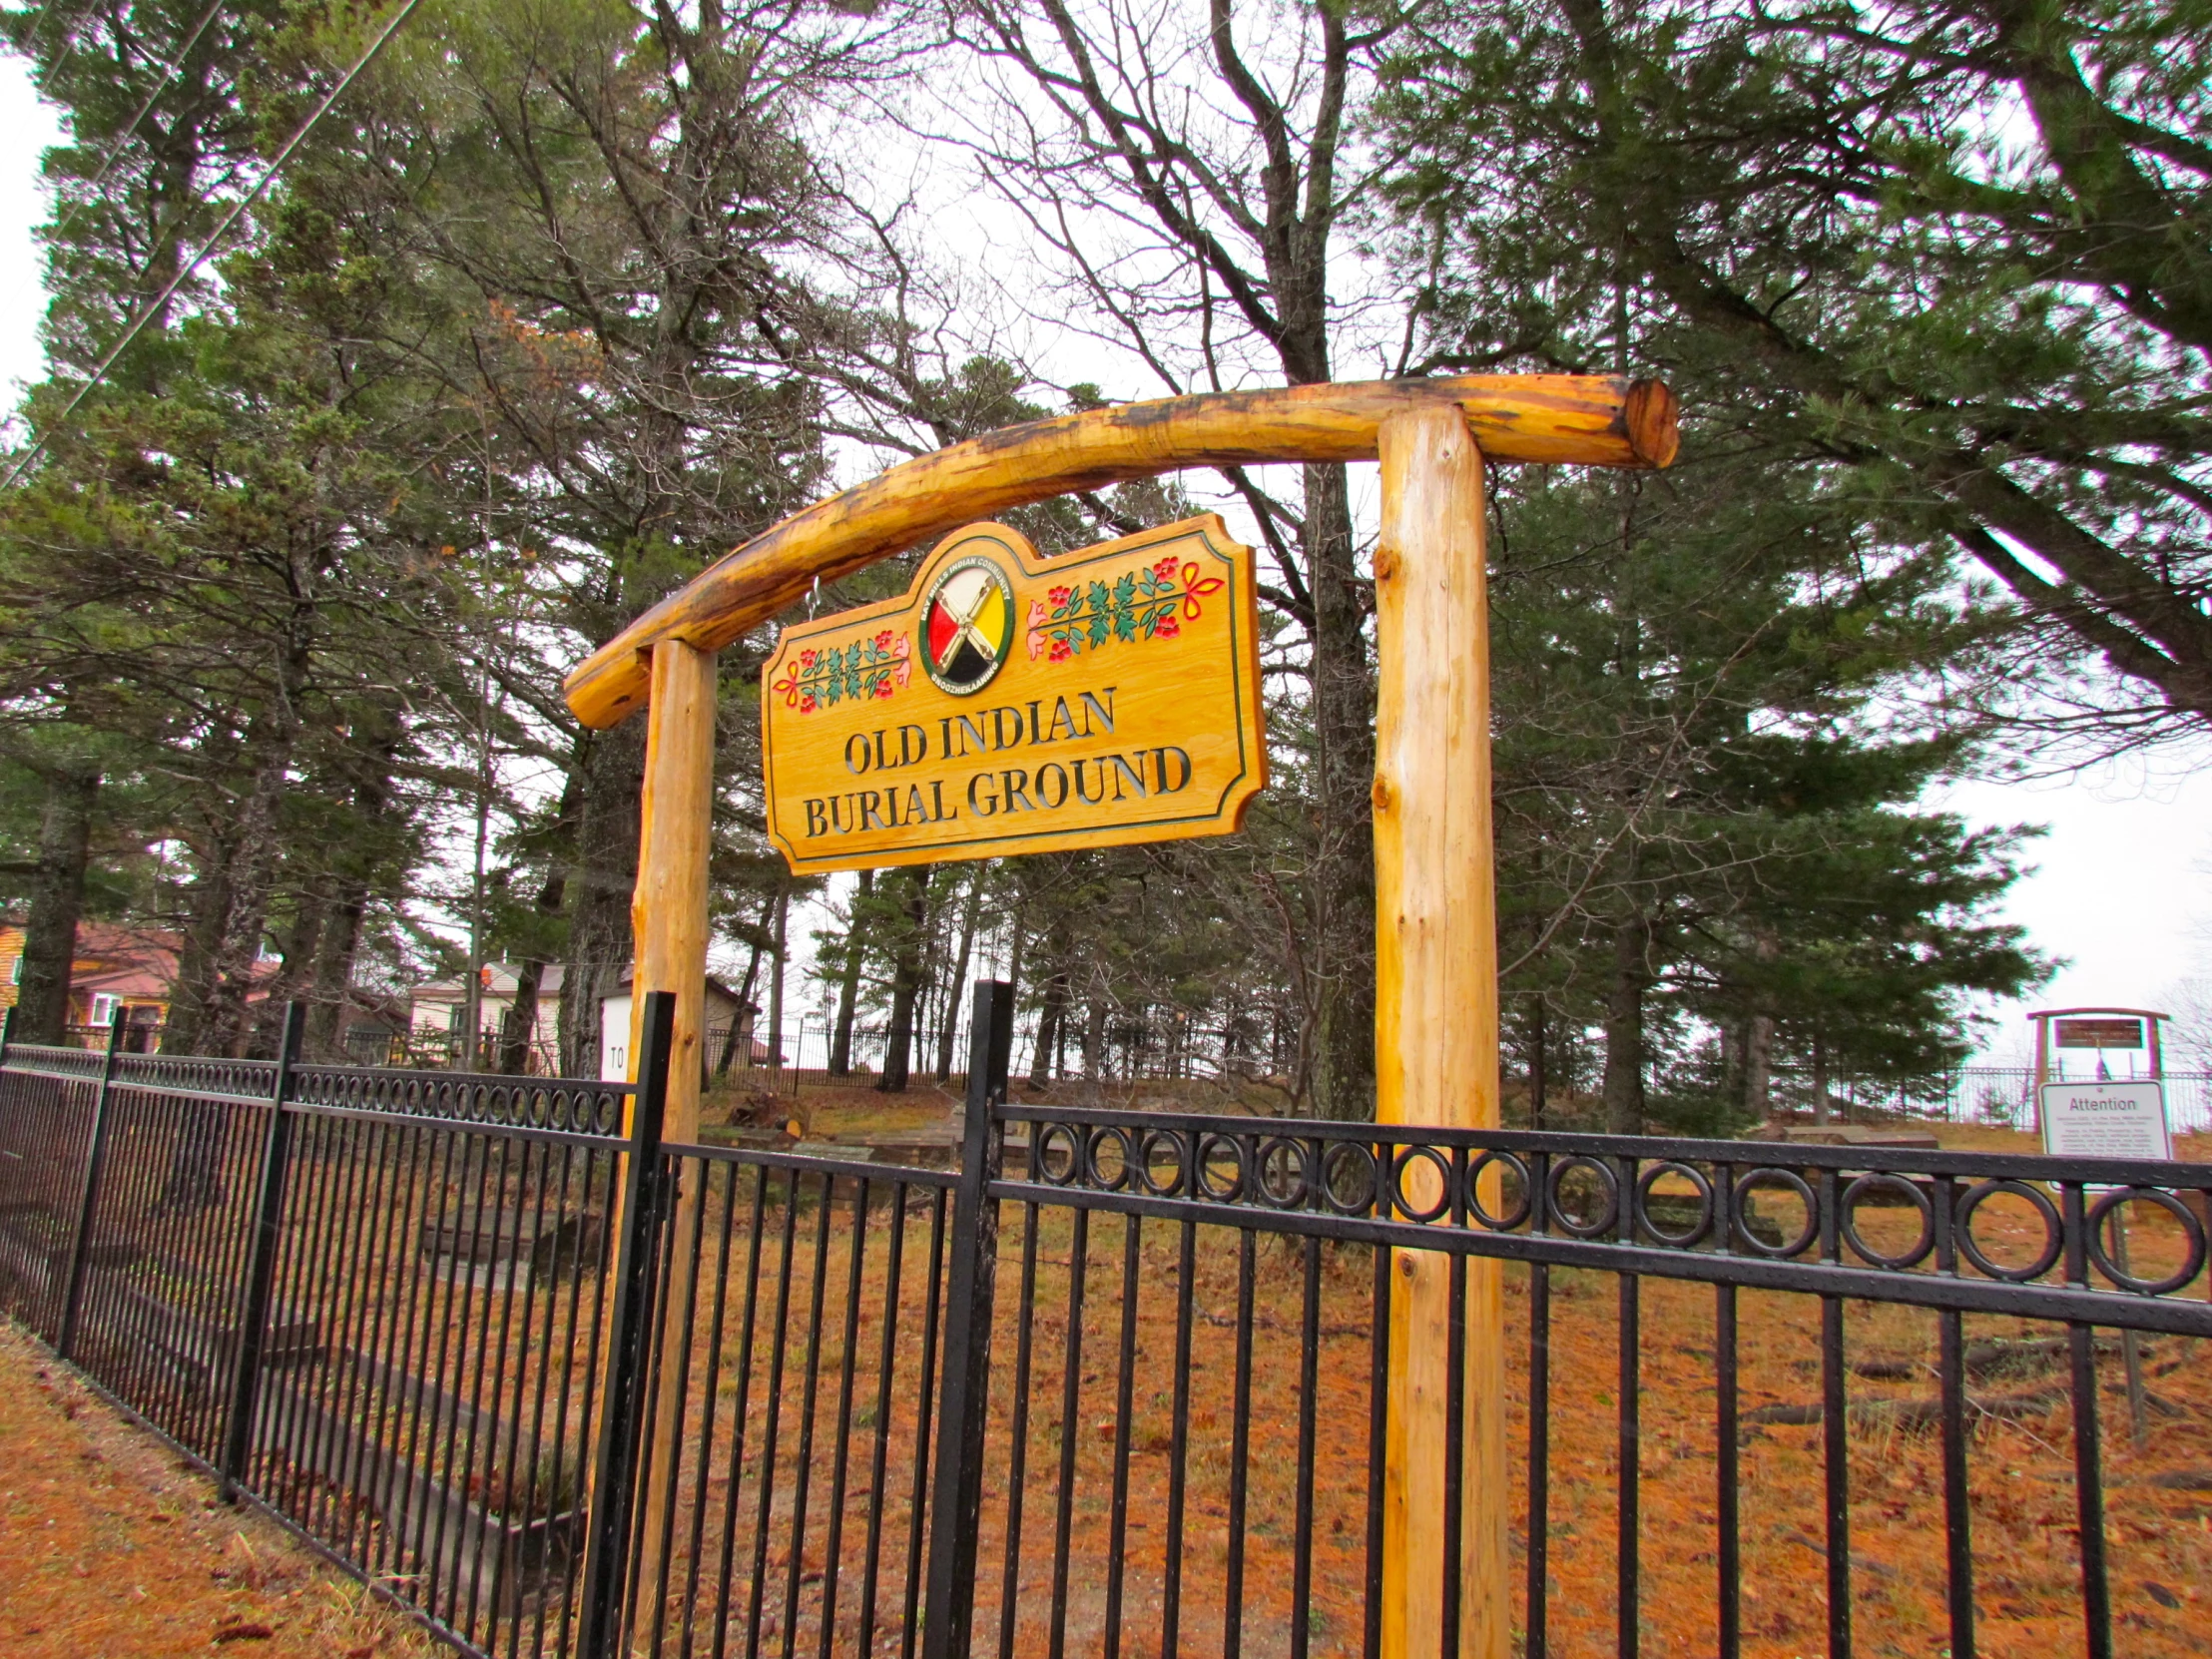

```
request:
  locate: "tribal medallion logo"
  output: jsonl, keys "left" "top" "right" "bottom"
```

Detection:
{"left": 919, "top": 556, "right": 1015, "bottom": 695}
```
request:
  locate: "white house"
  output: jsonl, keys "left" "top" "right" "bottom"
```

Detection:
{"left": 409, "top": 963, "right": 752, "bottom": 1080}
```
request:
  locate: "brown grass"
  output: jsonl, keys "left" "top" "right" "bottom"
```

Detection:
{"left": 639, "top": 1114, "right": 2212, "bottom": 1659}
{"left": 0, "top": 1320, "right": 438, "bottom": 1658}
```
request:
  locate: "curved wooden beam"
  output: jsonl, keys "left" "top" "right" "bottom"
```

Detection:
{"left": 563, "top": 373, "right": 1678, "bottom": 728}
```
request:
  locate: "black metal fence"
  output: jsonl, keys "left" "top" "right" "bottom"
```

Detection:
{"left": 5, "top": 990, "right": 2210, "bottom": 1659}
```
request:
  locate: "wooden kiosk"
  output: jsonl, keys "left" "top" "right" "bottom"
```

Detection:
{"left": 563, "top": 374, "right": 1679, "bottom": 1657}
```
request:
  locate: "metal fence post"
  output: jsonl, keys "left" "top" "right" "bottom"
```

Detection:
{"left": 220, "top": 1001, "right": 306, "bottom": 1499}
{"left": 55, "top": 1006, "right": 127, "bottom": 1360}
{"left": 577, "top": 988, "right": 677, "bottom": 1659}
{"left": 921, "top": 978, "right": 1015, "bottom": 1659}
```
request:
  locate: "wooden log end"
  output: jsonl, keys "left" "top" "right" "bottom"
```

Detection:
{"left": 564, "top": 653, "right": 649, "bottom": 730}
{"left": 1625, "top": 377, "right": 1681, "bottom": 469}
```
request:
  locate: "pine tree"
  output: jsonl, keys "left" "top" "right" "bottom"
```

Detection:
{"left": 1374, "top": 0, "right": 2212, "bottom": 748}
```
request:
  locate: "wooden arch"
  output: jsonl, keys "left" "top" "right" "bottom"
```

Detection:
{"left": 564, "top": 373, "right": 1676, "bottom": 727}
{"left": 566, "top": 372, "right": 1678, "bottom": 1659}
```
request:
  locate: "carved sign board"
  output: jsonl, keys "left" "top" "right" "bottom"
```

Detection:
{"left": 2054, "top": 1017, "right": 2144, "bottom": 1049}
{"left": 760, "top": 516, "right": 1266, "bottom": 873}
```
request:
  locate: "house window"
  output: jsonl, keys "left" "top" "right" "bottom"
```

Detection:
{"left": 89, "top": 993, "right": 120, "bottom": 1028}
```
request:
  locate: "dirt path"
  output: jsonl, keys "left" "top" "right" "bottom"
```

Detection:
{"left": 0, "top": 1322, "right": 436, "bottom": 1658}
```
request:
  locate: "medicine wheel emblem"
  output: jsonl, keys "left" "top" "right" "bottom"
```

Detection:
{"left": 919, "top": 556, "right": 1016, "bottom": 695}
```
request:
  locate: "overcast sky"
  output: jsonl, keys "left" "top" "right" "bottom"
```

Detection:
{"left": 3, "top": 57, "right": 2208, "bottom": 1065}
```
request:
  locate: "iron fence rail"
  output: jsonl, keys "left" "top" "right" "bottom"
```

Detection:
{"left": 978, "top": 1102, "right": 2211, "bottom": 1659}
{"left": 0, "top": 1008, "right": 641, "bottom": 1658}
{"left": 5, "top": 990, "right": 2211, "bottom": 1659}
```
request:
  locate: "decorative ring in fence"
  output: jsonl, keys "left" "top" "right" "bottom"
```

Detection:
{"left": 1840, "top": 1172, "right": 1936, "bottom": 1270}
{"left": 1954, "top": 1177, "right": 2065, "bottom": 1282}
{"left": 1466, "top": 1148, "right": 1533, "bottom": 1232}
{"left": 1544, "top": 1153, "right": 1619, "bottom": 1239}
{"left": 1633, "top": 1160, "right": 1713, "bottom": 1247}
{"left": 1389, "top": 1143, "right": 1455, "bottom": 1225}
{"left": 2085, "top": 1186, "right": 2206, "bottom": 1295}
{"left": 1732, "top": 1167, "right": 1819, "bottom": 1258}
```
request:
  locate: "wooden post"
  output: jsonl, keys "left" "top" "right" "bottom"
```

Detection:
{"left": 627, "top": 637, "right": 718, "bottom": 1619}
{"left": 628, "top": 639, "right": 718, "bottom": 1132}
{"left": 1374, "top": 402, "right": 1508, "bottom": 1659}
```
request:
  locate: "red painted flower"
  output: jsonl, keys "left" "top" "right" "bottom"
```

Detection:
{"left": 1049, "top": 636, "right": 1072, "bottom": 662}
{"left": 1048, "top": 585, "right": 1072, "bottom": 608}
{"left": 800, "top": 694, "right": 817, "bottom": 713}
{"left": 874, "top": 677, "right": 895, "bottom": 699}
{"left": 1154, "top": 613, "right": 1180, "bottom": 639}
{"left": 1153, "top": 555, "right": 1180, "bottom": 581}
{"left": 1180, "top": 561, "right": 1226, "bottom": 619}
{"left": 799, "top": 649, "right": 817, "bottom": 669}
{"left": 874, "top": 629, "right": 893, "bottom": 651}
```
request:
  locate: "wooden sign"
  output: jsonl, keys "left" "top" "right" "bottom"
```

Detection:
{"left": 760, "top": 516, "right": 1266, "bottom": 872}
{"left": 2039, "top": 1079, "right": 2172, "bottom": 1161}
{"left": 2054, "top": 1017, "right": 2144, "bottom": 1049}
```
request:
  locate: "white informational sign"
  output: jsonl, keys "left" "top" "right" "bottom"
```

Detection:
{"left": 2038, "top": 1080, "right": 2172, "bottom": 1162}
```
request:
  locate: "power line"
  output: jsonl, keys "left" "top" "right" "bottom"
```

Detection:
{"left": 4, "top": 0, "right": 425, "bottom": 490}
{"left": 30, "top": 1, "right": 93, "bottom": 95}
{"left": 52, "top": 0, "right": 231, "bottom": 245}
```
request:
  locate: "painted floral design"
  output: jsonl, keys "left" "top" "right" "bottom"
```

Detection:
{"left": 772, "top": 627, "right": 911, "bottom": 713}
{"left": 1025, "top": 556, "right": 1227, "bottom": 663}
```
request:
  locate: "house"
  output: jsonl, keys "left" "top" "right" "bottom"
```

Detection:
{"left": 0, "top": 921, "right": 183, "bottom": 1046}
{"left": 408, "top": 963, "right": 755, "bottom": 1080}
{"left": 0, "top": 920, "right": 400, "bottom": 1057}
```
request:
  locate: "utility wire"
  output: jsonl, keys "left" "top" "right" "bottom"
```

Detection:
{"left": 3, "top": 0, "right": 425, "bottom": 490}
{"left": 30, "top": 1, "right": 91, "bottom": 94}
{"left": 52, "top": 0, "right": 231, "bottom": 245}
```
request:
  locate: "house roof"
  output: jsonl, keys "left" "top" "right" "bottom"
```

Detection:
{"left": 2, "top": 922, "right": 182, "bottom": 1001}
{"left": 412, "top": 961, "right": 749, "bottom": 1010}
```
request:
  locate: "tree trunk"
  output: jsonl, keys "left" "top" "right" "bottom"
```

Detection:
{"left": 497, "top": 860, "right": 569, "bottom": 1076}
{"left": 1004, "top": 894, "right": 1026, "bottom": 1004}
{"left": 1029, "top": 966, "right": 1066, "bottom": 1091}
{"left": 193, "top": 740, "right": 293, "bottom": 1056}
{"left": 1602, "top": 914, "right": 1650, "bottom": 1134}
{"left": 830, "top": 869, "right": 871, "bottom": 1076}
{"left": 934, "top": 873, "right": 983, "bottom": 1080}
{"left": 721, "top": 888, "right": 777, "bottom": 1077}
{"left": 767, "top": 885, "right": 790, "bottom": 1072}
{"left": 308, "top": 888, "right": 370, "bottom": 1062}
{"left": 1743, "top": 1010, "right": 1776, "bottom": 1123}
{"left": 877, "top": 869, "right": 929, "bottom": 1093}
{"left": 162, "top": 828, "right": 234, "bottom": 1056}
{"left": 295, "top": 715, "right": 407, "bottom": 1063}
{"left": 14, "top": 758, "right": 97, "bottom": 1044}
{"left": 1303, "top": 460, "right": 1378, "bottom": 1120}
{"left": 247, "top": 897, "right": 324, "bottom": 1058}
{"left": 1811, "top": 1033, "right": 1832, "bottom": 1125}
{"left": 193, "top": 575, "right": 318, "bottom": 1059}
{"left": 1528, "top": 994, "right": 1548, "bottom": 1129}
{"left": 559, "top": 717, "right": 646, "bottom": 1077}
{"left": 1082, "top": 993, "right": 1108, "bottom": 1082}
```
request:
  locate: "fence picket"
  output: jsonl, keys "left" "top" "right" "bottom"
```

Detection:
{"left": 577, "top": 989, "right": 676, "bottom": 1659}
{"left": 220, "top": 1000, "right": 307, "bottom": 1496}
{"left": 921, "top": 979, "right": 1014, "bottom": 1659}
{"left": 54, "top": 1005, "right": 125, "bottom": 1361}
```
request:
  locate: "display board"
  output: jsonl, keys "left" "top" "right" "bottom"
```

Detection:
{"left": 760, "top": 515, "right": 1266, "bottom": 873}
{"left": 2053, "top": 1016, "right": 2144, "bottom": 1049}
{"left": 2038, "top": 1079, "right": 2173, "bottom": 1162}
